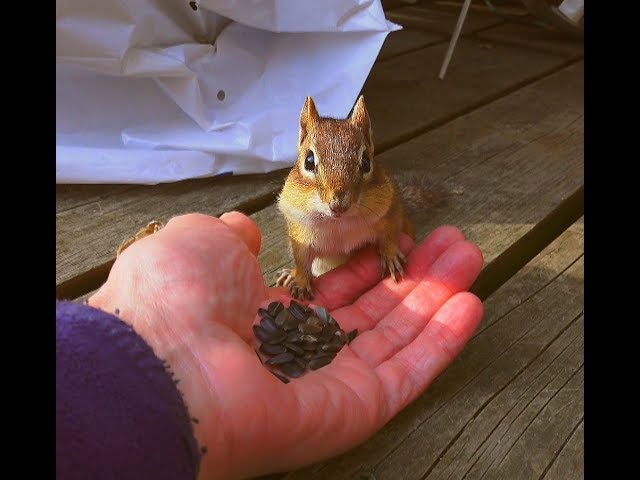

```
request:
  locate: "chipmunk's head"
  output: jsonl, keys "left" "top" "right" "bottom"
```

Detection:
{"left": 293, "top": 95, "right": 375, "bottom": 218}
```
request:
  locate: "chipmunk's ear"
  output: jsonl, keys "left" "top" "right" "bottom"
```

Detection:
{"left": 299, "top": 96, "right": 319, "bottom": 146}
{"left": 349, "top": 95, "right": 372, "bottom": 145}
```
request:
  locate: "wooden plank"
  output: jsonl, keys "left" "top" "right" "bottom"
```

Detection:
{"left": 468, "top": 364, "right": 584, "bottom": 480}
{"left": 385, "top": 3, "right": 504, "bottom": 35}
{"left": 56, "top": 184, "right": 137, "bottom": 213}
{"left": 469, "top": 185, "right": 583, "bottom": 302}
{"left": 380, "top": 1, "right": 526, "bottom": 62}
{"left": 58, "top": 26, "right": 579, "bottom": 298}
{"left": 414, "top": 222, "right": 584, "bottom": 477}
{"left": 474, "top": 22, "right": 584, "bottom": 57}
{"left": 381, "top": 320, "right": 584, "bottom": 480}
{"left": 381, "top": 0, "right": 416, "bottom": 12}
{"left": 55, "top": 172, "right": 284, "bottom": 217}
{"left": 282, "top": 222, "right": 584, "bottom": 479}
{"left": 377, "top": 29, "right": 444, "bottom": 61}
{"left": 474, "top": 221, "right": 583, "bottom": 332}
{"left": 363, "top": 37, "right": 581, "bottom": 151}
{"left": 541, "top": 420, "right": 584, "bottom": 480}
{"left": 56, "top": 172, "right": 286, "bottom": 297}
{"left": 435, "top": 0, "right": 529, "bottom": 17}
{"left": 255, "top": 62, "right": 584, "bottom": 286}
{"left": 420, "top": 233, "right": 584, "bottom": 479}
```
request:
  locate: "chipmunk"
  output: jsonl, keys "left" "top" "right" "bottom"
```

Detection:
{"left": 276, "top": 95, "right": 414, "bottom": 300}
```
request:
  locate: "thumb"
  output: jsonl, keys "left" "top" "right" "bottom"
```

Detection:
{"left": 220, "top": 211, "right": 262, "bottom": 257}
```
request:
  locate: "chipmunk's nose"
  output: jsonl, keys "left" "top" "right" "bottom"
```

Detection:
{"left": 329, "top": 191, "right": 350, "bottom": 216}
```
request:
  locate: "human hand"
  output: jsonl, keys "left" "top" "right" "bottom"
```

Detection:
{"left": 89, "top": 213, "right": 484, "bottom": 479}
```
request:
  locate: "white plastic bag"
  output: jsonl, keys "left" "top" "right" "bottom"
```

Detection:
{"left": 56, "top": 0, "right": 400, "bottom": 184}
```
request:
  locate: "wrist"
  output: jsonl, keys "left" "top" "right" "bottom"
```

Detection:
{"left": 88, "top": 291, "right": 225, "bottom": 479}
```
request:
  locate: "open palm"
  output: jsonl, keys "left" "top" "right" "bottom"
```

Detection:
{"left": 90, "top": 212, "right": 483, "bottom": 480}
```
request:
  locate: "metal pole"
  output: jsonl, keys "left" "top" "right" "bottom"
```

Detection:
{"left": 438, "top": 0, "right": 473, "bottom": 80}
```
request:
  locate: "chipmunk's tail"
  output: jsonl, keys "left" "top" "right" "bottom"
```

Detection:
{"left": 393, "top": 171, "right": 446, "bottom": 215}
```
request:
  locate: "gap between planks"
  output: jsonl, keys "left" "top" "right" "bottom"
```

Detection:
{"left": 538, "top": 418, "right": 584, "bottom": 480}
{"left": 470, "top": 185, "right": 583, "bottom": 301}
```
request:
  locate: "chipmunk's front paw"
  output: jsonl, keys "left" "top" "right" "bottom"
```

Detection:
{"left": 276, "top": 269, "right": 314, "bottom": 300}
{"left": 276, "top": 268, "right": 296, "bottom": 288}
{"left": 380, "top": 244, "right": 407, "bottom": 283}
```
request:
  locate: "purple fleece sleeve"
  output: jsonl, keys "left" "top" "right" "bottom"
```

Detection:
{"left": 56, "top": 301, "right": 202, "bottom": 480}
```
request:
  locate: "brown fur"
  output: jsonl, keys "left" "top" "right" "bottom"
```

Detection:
{"left": 277, "top": 95, "right": 413, "bottom": 299}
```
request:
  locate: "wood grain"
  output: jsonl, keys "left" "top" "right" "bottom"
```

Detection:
{"left": 473, "top": 22, "right": 584, "bottom": 57}
{"left": 386, "top": 3, "right": 503, "bottom": 35}
{"left": 381, "top": 0, "right": 418, "bottom": 12}
{"left": 377, "top": 29, "right": 444, "bottom": 61}
{"left": 282, "top": 224, "right": 583, "bottom": 480}
{"left": 466, "top": 363, "right": 584, "bottom": 480}
{"left": 434, "top": 0, "right": 528, "bottom": 17}
{"left": 362, "top": 36, "right": 581, "bottom": 151}
{"left": 56, "top": 172, "right": 286, "bottom": 297}
{"left": 541, "top": 419, "right": 584, "bottom": 480}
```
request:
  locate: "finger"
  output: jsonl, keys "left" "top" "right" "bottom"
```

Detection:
{"left": 153, "top": 213, "right": 266, "bottom": 338}
{"left": 111, "top": 213, "right": 216, "bottom": 260}
{"left": 328, "top": 226, "right": 470, "bottom": 332}
{"left": 311, "top": 234, "right": 414, "bottom": 308}
{"left": 265, "top": 286, "right": 290, "bottom": 299}
{"left": 349, "top": 241, "right": 484, "bottom": 367}
{"left": 376, "top": 291, "right": 483, "bottom": 419}
{"left": 164, "top": 212, "right": 221, "bottom": 230}
{"left": 313, "top": 226, "right": 465, "bottom": 310}
{"left": 159, "top": 213, "right": 241, "bottom": 251}
{"left": 220, "top": 211, "right": 262, "bottom": 257}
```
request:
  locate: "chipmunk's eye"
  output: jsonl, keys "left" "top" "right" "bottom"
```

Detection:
{"left": 304, "top": 151, "right": 315, "bottom": 172}
{"left": 360, "top": 151, "right": 371, "bottom": 174}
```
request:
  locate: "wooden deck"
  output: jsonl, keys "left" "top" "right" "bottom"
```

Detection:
{"left": 56, "top": 1, "right": 584, "bottom": 478}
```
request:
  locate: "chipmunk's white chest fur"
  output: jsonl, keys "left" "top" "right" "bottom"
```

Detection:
{"left": 279, "top": 192, "right": 381, "bottom": 255}
{"left": 310, "top": 213, "right": 379, "bottom": 255}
